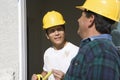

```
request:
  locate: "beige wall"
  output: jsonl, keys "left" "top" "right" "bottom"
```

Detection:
{"left": 0, "top": 0, "right": 19, "bottom": 80}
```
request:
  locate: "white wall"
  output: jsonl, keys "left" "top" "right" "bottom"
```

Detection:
{"left": 0, "top": 0, "right": 19, "bottom": 80}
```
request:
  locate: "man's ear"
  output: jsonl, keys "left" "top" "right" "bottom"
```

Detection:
{"left": 88, "top": 15, "right": 95, "bottom": 28}
{"left": 46, "top": 33, "right": 49, "bottom": 39}
{"left": 89, "top": 15, "right": 95, "bottom": 23}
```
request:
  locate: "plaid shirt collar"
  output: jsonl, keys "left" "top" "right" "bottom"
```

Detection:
{"left": 80, "top": 34, "right": 112, "bottom": 48}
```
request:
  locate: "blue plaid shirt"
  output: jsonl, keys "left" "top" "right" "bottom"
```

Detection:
{"left": 64, "top": 34, "right": 120, "bottom": 80}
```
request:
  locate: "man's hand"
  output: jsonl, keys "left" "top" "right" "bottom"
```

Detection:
{"left": 52, "top": 69, "right": 65, "bottom": 80}
{"left": 31, "top": 74, "right": 38, "bottom": 80}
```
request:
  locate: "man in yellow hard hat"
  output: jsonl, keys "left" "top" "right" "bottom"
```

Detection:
{"left": 31, "top": 10, "right": 79, "bottom": 80}
{"left": 63, "top": 0, "right": 120, "bottom": 80}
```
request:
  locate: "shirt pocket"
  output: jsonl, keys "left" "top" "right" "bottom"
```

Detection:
{"left": 67, "top": 58, "right": 82, "bottom": 78}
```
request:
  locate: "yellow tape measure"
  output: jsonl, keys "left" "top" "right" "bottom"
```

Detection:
{"left": 36, "top": 74, "right": 43, "bottom": 80}
{"left": 37, "top": 71, "right": 52, "bottom": 80}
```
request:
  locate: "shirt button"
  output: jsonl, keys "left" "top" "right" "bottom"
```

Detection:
{"left": 75, "top": 62, "right": 78, "bottom": 65}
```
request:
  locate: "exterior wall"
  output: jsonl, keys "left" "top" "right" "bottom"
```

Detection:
{"left": 0, "top": 0, "right": 19, "bottom": 80}
{"left": 111, "top": 22, "right": 120, "bottom": 49}
{"left": 112, "top": 22, "right": 120, "bottom": 53}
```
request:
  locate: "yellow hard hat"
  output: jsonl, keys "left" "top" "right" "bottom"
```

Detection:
{"left": 43, "top": 10, "right": 65, "bottom": 29}
{"left": 76, "top": 0, "right": 120, "bottom": 22}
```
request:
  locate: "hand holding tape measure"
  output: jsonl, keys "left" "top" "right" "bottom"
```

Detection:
{"left": 36, "top": 71, "right": 52, "bottom": 80}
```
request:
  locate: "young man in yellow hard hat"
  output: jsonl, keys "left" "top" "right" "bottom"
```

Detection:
{"left": 63, "top": 0, "right": 120, "bottom": 80}
{"left": 31, "top": 10, "right": 79, "bottom": 80}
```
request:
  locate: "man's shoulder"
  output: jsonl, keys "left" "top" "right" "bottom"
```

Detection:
{"left": 67, "top": 42, "right": 79, "bottom": 48}
{"left": 44, "top": 47, "right": 54, "bottom": 54}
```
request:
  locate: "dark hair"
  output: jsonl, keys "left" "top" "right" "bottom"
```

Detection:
{"left": 84, "top": 10, "right": 115, "bottom": 34}
{"left": 45, "top": 25, "right": 65, "bottom": 35}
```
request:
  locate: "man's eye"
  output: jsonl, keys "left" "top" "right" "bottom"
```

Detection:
{"left": 49, "top": 29, "right": 55, "bottom": 33}
{"left": 57, "top": 28, "right": 63, "bottom": 31}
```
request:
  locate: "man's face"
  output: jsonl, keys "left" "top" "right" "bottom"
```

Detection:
{"left": 46, "top": 25, "right": 65, "bottom": 46}
{"left": 77, "top": 12, "right": 91, "bottom": 38}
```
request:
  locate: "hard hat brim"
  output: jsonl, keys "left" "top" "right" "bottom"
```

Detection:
{"left": 76, "top": 6, "right": 86, "bottom": 11}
